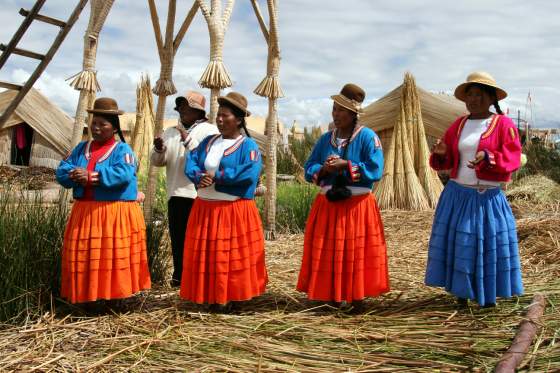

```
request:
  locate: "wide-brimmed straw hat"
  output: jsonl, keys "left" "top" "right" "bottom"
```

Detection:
{"left": 217, "top": 92, "right": 251, "bottom": 117}
{"left": 87, "top": 97, "right": 124, "bottom": 116}
{"left": 175, "top": 90, "right": 207, "bottom": 118}
{"left": 331, "top": 83, "right": 365, "bottom": 114}
{"left": 454, "top": 71, "right": 507, "bottom": 102}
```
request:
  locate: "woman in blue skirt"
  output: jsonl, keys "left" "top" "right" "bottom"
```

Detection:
{"left": 425, "top": 72, "right": 523, "bottom": 307}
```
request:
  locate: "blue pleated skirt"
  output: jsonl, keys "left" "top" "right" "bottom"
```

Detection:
{"left": 425, "top": 181, "right": 523, "bottom": 306}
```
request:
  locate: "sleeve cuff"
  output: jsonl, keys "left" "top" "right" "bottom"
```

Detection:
{"left": 348, "top": 161, "right": 361, "bottom": 182}
{"left": 89, "top": 171, "right": 100, "bottom": 186}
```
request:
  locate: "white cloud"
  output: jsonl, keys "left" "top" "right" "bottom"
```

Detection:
{"left": 0, "top": 0, "right": 558, "bottom": 129}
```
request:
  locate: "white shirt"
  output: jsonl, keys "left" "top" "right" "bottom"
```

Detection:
{"left": 197, "top": 135, "right": 241, "bottom": 201}
{"left": 453, "top": 118, "right": 501, "bottom": 187}
{"left": 150, "top": 120, "right": 219, "bottom": 199}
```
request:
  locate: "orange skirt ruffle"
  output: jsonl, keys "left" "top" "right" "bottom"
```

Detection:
{"left": 297, "top": 193, "right": 389, "bottom": 302}
{"left": 60, "top": 201, "right": 151, "bottom": 303}
{"left": 180, "top": 198, "right": 267, "bottom": 304}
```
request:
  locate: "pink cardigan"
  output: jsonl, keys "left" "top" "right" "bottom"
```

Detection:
{"left": 430, "top": 114, "right": 522, "bottom": 182}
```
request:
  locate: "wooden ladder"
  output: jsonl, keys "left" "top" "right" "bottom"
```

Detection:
{"left": 0, "top": 0, "right": 89, "bottom": 127}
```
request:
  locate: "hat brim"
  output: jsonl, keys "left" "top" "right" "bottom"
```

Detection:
{"left": 331, "top": 95, "right": 361, "bottom": 114}
{"left": 87, "top": 109, "right": 125, "bottom": 115}
{"left": 454, "top": 82, "right": 507, "bottom": 102}
{"left": 175, "top": 96, "right": 207, "bottom": 115}
{"left": 217, "top": 96, "right": 251, "bottom": 117}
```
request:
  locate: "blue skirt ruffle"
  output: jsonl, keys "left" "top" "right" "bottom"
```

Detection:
{"left": 425, "top": 181, "right": 523, "bottom": 306}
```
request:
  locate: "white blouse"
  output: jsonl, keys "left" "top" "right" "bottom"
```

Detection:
{"left": 453, "top": 118, "right": 501, "bottom": 187}
{"left": 197, "top": 135, "right": 241, "bottom": 201}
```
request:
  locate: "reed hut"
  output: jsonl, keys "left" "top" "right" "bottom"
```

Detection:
{"left": 361, "top": 77, "right": 466, "bottom": 151}
{"left": 0, "top": 88, "right": 72, "bottom": 169}
{"left": 362, "top": 73, "right": 467, "bottom": 210}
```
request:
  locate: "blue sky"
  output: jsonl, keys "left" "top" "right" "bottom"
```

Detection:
{"left": 0, "top": 0, "right": 558, "bottom": 129}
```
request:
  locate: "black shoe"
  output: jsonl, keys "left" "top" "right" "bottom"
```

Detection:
{"left": 481, "top": 303, "right": 496, "bottom": 309}
{"left": 208, "top": 303, "right": 233, "bottom": 314}
{"left": 170, "top": 278, "right": 181, "bottom": 288}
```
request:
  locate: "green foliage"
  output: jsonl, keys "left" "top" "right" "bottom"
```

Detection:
{"left": 0, "top": 189, "right": 67, "bottom": 321}
{"left": 277, "top": 126, "right": 322, "bottom": 174}
{"left": 257, "top": 182, "right": 319, "bottom": 233}
{"left": 516, "top": 143, "right": 560, "bottom": 183}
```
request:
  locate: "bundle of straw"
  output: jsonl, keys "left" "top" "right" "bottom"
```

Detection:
{"left": 130, "top": 75, "right": 156, "bottom": 176}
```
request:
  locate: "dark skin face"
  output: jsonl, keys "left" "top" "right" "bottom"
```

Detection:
{"left": 176, "top": 99, "right": 204, "bottom": 127}
{"left": 90, "top": 115, "right": 117, "bottom": 143}
{"left": 465, "top": 85, "right": 495, "bottom": 120}
{"left": 216, "top": 106, "right": 242, "bottom": 140}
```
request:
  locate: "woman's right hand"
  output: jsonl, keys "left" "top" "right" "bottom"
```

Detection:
{"left": 198, "top": 173, "right": 214, "bottom": 188}
{"left": 153, "top": 136, "right": 164, "bottom": 151}
{"left": 431, "top": 139, "right": 447, "bottom": 156}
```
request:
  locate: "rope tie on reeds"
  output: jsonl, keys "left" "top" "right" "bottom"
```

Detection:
{"left": 153, "top": 62, "right": 177, "bottom": 96}
{"left": 67, "top": 0, "right": 114, "bottom": 93}
{"left": 199, "top": 27, "right": 232, "bottom": 89}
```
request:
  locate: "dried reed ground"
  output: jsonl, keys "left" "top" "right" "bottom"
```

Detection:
{"left": 0, "top": 207, "right": 558, "bottom": 372}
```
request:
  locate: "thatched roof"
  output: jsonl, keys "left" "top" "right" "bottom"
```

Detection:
{"left": 360, "top": 84, "right": 467, "bottom": 138}
{"left": 0, "top": 88, "right": 73, "bottom": 154}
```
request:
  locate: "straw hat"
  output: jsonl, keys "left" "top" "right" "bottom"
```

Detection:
{"left": 454, "top": 71, "right": 507, "bottom": 102}
{"left": 175, "top": 90, "right": 207, "bottom": 116}
{"left": 87, "top": 97, "right": 124, "bottom": 115}
{"left": 331, "top": 83, "right": 365, "bottom": 114}
{"left": 218, "top": 92, "right": 251, "bottom": 117}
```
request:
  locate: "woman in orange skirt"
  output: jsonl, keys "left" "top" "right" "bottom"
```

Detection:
{"left": 181, "top": 92, "right": 266, "bottom": 312}
{"left": 297, "top": 84, "right": 389, "bottom": 309}
{"left": 56, "top": 97, "right": 151, "bottom": 305}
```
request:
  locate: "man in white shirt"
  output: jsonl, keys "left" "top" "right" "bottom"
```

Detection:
{"left": 151, "top": 91, "right": 219, "bottom": 287}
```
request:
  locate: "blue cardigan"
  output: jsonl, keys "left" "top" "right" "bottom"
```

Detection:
{"left": 186, "top": 134, "right": 262, "bottom": 199}
{"left": 305, "top": 126, "right": 384, "bottom": 189}
{"left": 56, "top": 140, "right": 138, "bottom": 201}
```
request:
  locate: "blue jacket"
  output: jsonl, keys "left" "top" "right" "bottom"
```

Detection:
{"left": 186, "top": 134, "right": 262, "bottom": 199}
{"left": 56, "top": 141, "right": 138, "bottom": 201}
{"left": 305, "top": 126, "right": 384, "bottom": 189}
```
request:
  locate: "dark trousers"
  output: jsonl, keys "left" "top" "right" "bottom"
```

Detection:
{"left": 168, "top": 196, "right": 195, "bottom": 284}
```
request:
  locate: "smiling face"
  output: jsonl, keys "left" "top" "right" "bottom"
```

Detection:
{"left": 465, "top": 84, "right": 495, "bottom": 117}
{"left": 216, "top": 106, "right": 242, "bottom": 139}
{"left": 90, "top": 115, "right": 116, "bottom": 142}
{"left": 332, "top": 102, "right": 356, "bottom": 132}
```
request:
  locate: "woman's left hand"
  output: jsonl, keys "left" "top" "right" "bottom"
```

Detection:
{"left": 198, "top": 171, "right": 215, "bottom": 188}
{"left": 69, "top": 168, "right": 89, "bottom": 186}
{"left": 467, "top": 151, "right": 486, "bottom": 168}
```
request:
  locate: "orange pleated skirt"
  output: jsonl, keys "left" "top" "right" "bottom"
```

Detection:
{"left": 297, "top": 193, "right": 389, "bottom": 302}
{"left": 180, "top": 198, "right": 267, "bottom": 304}
{"left": 60, "top": 200, "right": 151, "bottom": 304}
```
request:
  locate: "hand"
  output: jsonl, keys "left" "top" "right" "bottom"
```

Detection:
{"left": 198, "top": 173, "right": 214, "bottom": 188}
{"left": 322, "top": 155, "right": 341, "bottom": 174}
{"left": 431, "top": 139, "right": 447, "bottom": 156}
{"left": 136, "top": 191, "right": 146, "bottom": 203}
{"left": 153, "top": 136, "right": 164, "bottom": 151}
{"left": 69, "top": 168, "right": 89, "bottom": 186}
{"left": 467, "top": 151, "right": 486, "bottom": 168}
{"left": 326, "top": 157, "right": 348, "bottom": 171}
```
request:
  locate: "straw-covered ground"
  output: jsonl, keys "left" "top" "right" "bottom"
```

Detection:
{"left": 0, "top": 203, "right": 559, "bottom": 372}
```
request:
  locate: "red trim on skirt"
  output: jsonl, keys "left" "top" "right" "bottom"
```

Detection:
{"left": 297, "top": 193, "right": 389, "bottom": 302}
{"left": 180, "top": 198, "right": 267, "bottom": 304}
{"left": 61, "top": 201, "right": 151, "bottom": 303}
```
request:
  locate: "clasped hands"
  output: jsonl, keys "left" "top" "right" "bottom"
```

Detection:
{"left": 322, "top": 155, "right": 348, "bottom": 174}
{"left": 198, "top": 171, "right": 215, "bottom": 188}
{"left": 68, "top": 168, "right": 89, "bottom": 186}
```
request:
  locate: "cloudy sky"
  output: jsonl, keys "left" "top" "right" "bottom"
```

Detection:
{"left": 1, "top": 0, "right": 559, "bottom": 128}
